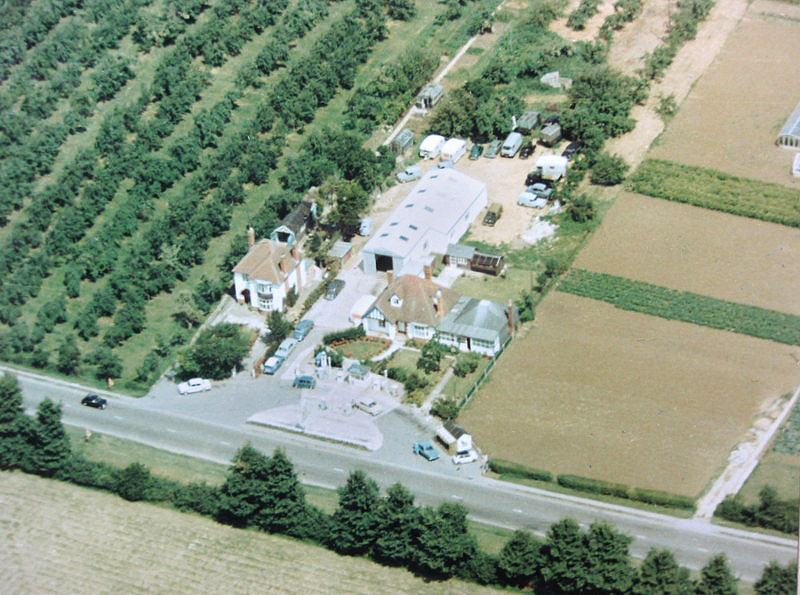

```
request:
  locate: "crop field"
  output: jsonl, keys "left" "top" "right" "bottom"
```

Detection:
{"left": 572, "top": 192, "right": 800, "bottom": 315}
{"left": 459, "top": 293, "right": 800, "bottom": 497}
{"left": 557, "top": 269, "right": 800, "bottom": 345}
{"left": 630, "top": 159, "right": 800, "bottom": 227}
{"left": 647, "top": 13, "right": 800, "bottom": 188}
{"left": 0, "top": 472, "right": 494, "bottom": 595}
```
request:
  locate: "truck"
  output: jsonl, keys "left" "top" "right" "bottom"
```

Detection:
{"left": 501, "top": 132, "right": 523, "bottom": 157}
{"left": 539, "top": 123, "right": 562, "bottom": 147}
{"left": 177, "top": 378, "right": 211, "bottom": 395}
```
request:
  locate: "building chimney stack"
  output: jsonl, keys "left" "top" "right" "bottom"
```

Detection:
{"left": 247, "top": 226, "right": 256, "bottom": 249}
{"left": 386, "top": 270, "right": 394, "bottom": 285}
{"left": 437, "top": 289, "right": 444, "bottom": 320}
{"left": 423, "top": 264, "right": 432, "bottom": 280}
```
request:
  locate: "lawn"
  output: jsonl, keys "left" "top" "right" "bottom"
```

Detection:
{"left": 440, "top": 357, "right": 492, "bottom": 400}
{"left": 333, "top": 338, "right": 391, "bottom": 361}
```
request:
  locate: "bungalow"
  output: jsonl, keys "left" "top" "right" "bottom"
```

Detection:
{"left": 362, "top": 273, "right": 460, "bottom": 341}
{"left": 437, "top": 296, "right": 515, "bottom": 356}
{"left": 269, "top": 200, "right": 314, "bottom": 249}
{"left": 232, "top": 231, "right": 313, "bottom": 312}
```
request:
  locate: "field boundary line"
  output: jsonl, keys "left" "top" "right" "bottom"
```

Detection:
{"left": 694, "top": 383, "right": 800, "bottom": 519}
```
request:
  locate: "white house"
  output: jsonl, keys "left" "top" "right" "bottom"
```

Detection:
{"left": 232, "top": 236, "right": 313, "bottom": 312}
{"left": 437, "top": 296, "right": 515, "bottom": 356}
{"left": 361, "top": 168, "right": 488, "bottom": 277}
{"left": 362, "top": 274, "right": 461, "bottom": 341}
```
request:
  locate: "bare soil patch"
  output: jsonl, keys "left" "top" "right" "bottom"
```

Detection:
{"left": 750, "top": 0, "right": 800, "bottom": 21}
{"left": 0, "top": 472, "right": 494, "bottom": 595}
{"left": 648, "top": 14, "right": 800, "bottom": 188}
{"left": 460, "top": 293, "right": 800, "bottom": 497}
{"left": 550, "top": 0, "right": 616, "bottom": 42}
{"left": 607, "top": 1, "right": 671, "bottom": 75}
{"left": 572, "top": 192, "right": 800, "bottom": 315}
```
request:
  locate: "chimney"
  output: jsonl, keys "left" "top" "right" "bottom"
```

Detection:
{"left": 279, "top": 256, "right": 288, "bottom": 274}
{"left": 386, "top": 270, "right": 394, "bottom": 285}
{"left": 247, "top": 226, "right": 255, "bottom": 249}
{"left": 436, "top": 289, "right": 444, "bottom": 320}
{"left": 290, "top": 245, "right": 299, "bottom": 261}
{"left": 508, "top": 300, "right": 515, "bottom": 336}
{"left": 423, "top": 264, "right": 432, "bottom": 280}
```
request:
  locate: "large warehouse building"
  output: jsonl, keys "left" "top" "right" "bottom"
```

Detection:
{"left": 361, "top": 168, "right": 487, "bottom": 277}
{"left": 778, "top": 102, "right": 800, "bottom": 149}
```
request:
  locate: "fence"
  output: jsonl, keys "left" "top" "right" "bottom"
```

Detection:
{"left": 457, "top": 334, "right": 512, "bottom": 408}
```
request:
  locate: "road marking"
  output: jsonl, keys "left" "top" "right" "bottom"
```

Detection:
{"left": 333, "top": 467, "right": 345, "bottom": 473}
{"left": 166, "top": 428, "right": 176, "bottom": 433}
{"left": 697, "top": 547, "right": 709, "bottom": 552}
{"left": 451, "top": 495, "right": 463, "bottom": 500}
{"left": 113, "top": 415, "right": 123, "bottom": 420}
{"left": 220, "top": 441, "right": 231, "bottom": 446}
{"left": 513, "top": 509, "right": 523, "bottom": 514}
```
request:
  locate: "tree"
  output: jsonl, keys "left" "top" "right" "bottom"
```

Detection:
{"left": 0, "top": 372, "right": 23, "bottom": 425}
{"left": 414, "top": 502, "right": 478, "bottom": 579}
{"left": 266, "top": 310, "right": 291, "bottom": 345}
{"left": 566, "top": 193, "right": 596, "bottom": 223}
{"left": 85, "top": 344, "right": 123, "bottom": 379}
{"left": 387, "top": 0, "right": 416, "bottom": 20}
{"left": 329, "top": 470, "right": 381, "bottom": 555}
{"left": 582, "top": 522, "right": 636, "bottom": 594}
{"left": 0, "top": 372, "right": 30, "bottom": 470}
{"left": 695, "top": 554, "right": 738, "bottom": 595}
{"left": 27, "top": 399, "right": 71, "bottom": 476}
{"left": 250, "top": 449, "right": 316, "bottom": 538}
{"left": 497, "top": 530, "right": 541, "bottom": 588}
{"left": 56, "top": 334, "right": 81, "bottom": 375}
{"left": 591, "top": 152, "right": 629, "bottom": 185}
{"left": 453, "top": 352, "right": 481, "bottom": 377}
{"left": 217, "top": 444, "right": 273, "bottom": 528}
{"left": 416, "top": 339, "right": 447, "bottom": 374}
{"left": 373, "top": 483, "right": 421, "bottom": 566}
{"left": 327, "top": 180, "right": 370, "bottom": 240}
{"left": 634, "top": 548, "right": 692, "bottom": 594}
{"left": 754, "top": 561, "right": 797, "bottom": 595}
{"left": 179, "top": 323, "right": 250, "bottom": 379}
{"left": 537, "top": 518, "right": 588, "bottom": 593}
{"left": 116, "top": 462, "right": 153, "bottom": 501}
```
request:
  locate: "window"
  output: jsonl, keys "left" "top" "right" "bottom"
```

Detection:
{"left": 257, "top": 282, "right": 271, "bottom": 294}
{"left": 258, "top": 296, "right": 273, "bottom": 310}
{"left": 405, "top": 203, "right": 414, "bottom": 208}
{"left": 390, "top": 294, "right": 403, "bottom": 307}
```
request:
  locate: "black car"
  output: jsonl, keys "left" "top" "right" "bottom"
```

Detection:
{"left": 81, "top": 394, "right": 107, "bottom": 409}
{"left": 518, "top": 142, "right": 534, "bottom": 159}
{"left": 561, "top": 141, "right": 582, "bottom": 160}
{"left": 542, "top": 115, "right": 560, "bottom": 127}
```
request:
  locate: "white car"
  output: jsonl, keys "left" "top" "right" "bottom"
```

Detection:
{"left": 452, "top": 450, "right": 479, "bottom": 465}
{"left": 177, "top": 378, "right": 211, "bottom": 395}
{"left": 354, "top": 398, "right": 384, "bottom": 416}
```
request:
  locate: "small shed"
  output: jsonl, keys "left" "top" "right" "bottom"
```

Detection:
{"left": 540, "top": 124, "right": 562, "bottom": 147}
{"left": 392, "top": 128, "right": 415, "bottom": 152}
{"left": 471, "top": 251, "right": 504, "bottom": 276}
{"left": 516, "top": 110, "right": 541, "bottom": 134}
{"left": 328, "top": 240, "right": 352, "bottom": 266}
{"left": 445, "top": 243, "right": 476, "bottom": 269}
{"left": 347, "top": 363, "right": 370, "bottom": 382}
{"left": 778, "top": 102, "right": 800, "bottom": 149}
{"left": 437, "top": 420, "right": 468, "bottom": 450}
{"left": 415, "top": 83, "right": 444, "bottom": 109}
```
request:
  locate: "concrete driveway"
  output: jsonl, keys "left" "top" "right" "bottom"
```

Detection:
{"left": 306, "top": 267, "right": 386, "bottom": 329}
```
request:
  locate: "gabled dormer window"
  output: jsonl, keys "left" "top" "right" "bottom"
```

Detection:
{"left": 390, "top": 294, "right": 403, "bottom": 308}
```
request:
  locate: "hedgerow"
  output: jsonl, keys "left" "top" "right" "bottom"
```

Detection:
{"left": 630, "top": 159, "right": 800, "bottom": 228}
{"left": 558, "top": 269, "right": 800, "bottom": 345}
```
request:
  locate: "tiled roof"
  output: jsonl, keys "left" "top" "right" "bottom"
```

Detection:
{"left": 232, "top": 239, "right": 297, "bottom": 284}
{"left": 370, "top": 275, "right": 460, "bottom": 329}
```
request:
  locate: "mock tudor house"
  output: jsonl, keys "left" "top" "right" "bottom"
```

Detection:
{"left": 362, "top": 272, "right": 460, "bottom": 341}
{"left": 437, "top": 296, "right": 516, "bottom": 356}
{"left": 232, "top": 228, "right": 313, "bottom": 312}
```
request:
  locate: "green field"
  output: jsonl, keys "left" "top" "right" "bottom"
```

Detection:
{"left": 557, "top": 269, "right": 800, "bottom": 345}
{"left": 630, "top": 159, "right": 800, "bottom": 227}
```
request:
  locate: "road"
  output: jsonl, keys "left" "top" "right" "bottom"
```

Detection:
{"left": 12, "top": 367, "right": 797, "bottom": 582}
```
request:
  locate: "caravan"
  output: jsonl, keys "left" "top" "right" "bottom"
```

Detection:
{"left": 419, "top": 134, "right": 446, "bottom": 159}
{"left": 440, "top": 138, "right": 467, "bottom": 164}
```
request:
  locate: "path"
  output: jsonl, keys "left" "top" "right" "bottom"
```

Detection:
{"left": 694, "top": 383, "right": 800, "bottom": 519}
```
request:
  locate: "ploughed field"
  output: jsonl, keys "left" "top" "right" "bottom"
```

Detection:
{"left": 647, "top": 14, "right": 800, "bottom": 188}
{"left": 459, "top": 293, "right": 800, "bottom": 497}
{"left": 0, "top": 472, "right": 494, "bottom": 595}
{"left": 572, "top": 192, "right": 800, "bottom": 315}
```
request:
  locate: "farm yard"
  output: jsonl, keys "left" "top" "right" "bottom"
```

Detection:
{"left": 647, "top": 11, "right": 800, "bottom": 187}
{"left": 459, "top": 293, "right": 800, "bottom": 498}
{"left": 0, "top": 472, "right": 493, "bottom": 595}
{"left": 572, "top": 193, "right": 800, "bottom": 315}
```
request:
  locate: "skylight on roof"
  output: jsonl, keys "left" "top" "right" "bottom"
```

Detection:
{"left": 390, "top": 222, "right": 398, "bottom": 226}
{"left": 399, "top": 235, "right": 409, "bottom": 241}
{"left": 409, "top": 224, "right": 418, "bottom": 230}
{"left": 405, "top": 203, "right": 414, "bottom": 208}
{"left": 380, "top": 233, "right": 389, "bottom": 237}
{"left": 424, "top": 206, "right": 434, "bottom": 213}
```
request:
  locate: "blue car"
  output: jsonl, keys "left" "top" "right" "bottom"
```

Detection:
{"left": 294, "top": 319, "right": 314, "bottom": 341}
{"left": 413, "top": 440, "right": 440, "bottom": 461}
{"left": 262, "top": 356, "right": 284, "bottom": 375}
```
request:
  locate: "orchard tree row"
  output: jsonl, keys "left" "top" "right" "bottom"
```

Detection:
{"left": 0, "top": 372, "right": 794, "bottom": 593}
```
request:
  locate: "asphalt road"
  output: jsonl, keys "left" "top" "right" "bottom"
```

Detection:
{"left": 13, "top": 367, "right": 798, "bottom": 582}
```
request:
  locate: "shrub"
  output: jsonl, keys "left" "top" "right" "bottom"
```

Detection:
{"left": 453, "top": 352, "right": 481, "bottom": 377}
{"left": 63, "top": 455, "right": 117, "bottom": 490}
{"left": 488, "top": 459, "right": 553, "bottom": 482}
{"left": 386, "top": 366, "right": 408, "bottom": 382}
{"left": 115, "top": 462, "right": 153, "bottom": 502}
{"left": 591, "top": 152, "right": 629, "bottom": 185}
{"left": 557, "top": 474, "right": 630, "bottom": 499}
{"left": 322, "top": 326, "right": 365, "bottom": 345}
{"left": 431, "top": 397, "right": 460, "bottom": 421}
{"left": 173, "top": 482, "right": 220, "bottom": 516}
{"left": 630, "top": 487, "right": 695, "bottom": 510}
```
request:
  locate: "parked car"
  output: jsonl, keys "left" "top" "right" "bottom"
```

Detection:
{"left": 262, "top": 356, "right": 284, "bottom": 375}
{"left": 325, "top": 279, "right": 345, "bottom": 300}
{"left": 294, "top": 319, "right": 314, "bottom": 341}
{"left": 469, "top": 144, "right": 484, "bottom": 160}
{"left": 500, "top": 132, "right": 523, "bottom": 157}
{"left": 519, "top": 142, "right": 535, "bottom": 159}
{"left": 354, "top": 398, "right": 384, "bottom": 416}
{"left": 275, "top": 337, "right": 298, "bottom": 360}
{"left": 292, "top": 375, "right": 317, "bottom": 389}
{"left": 484, "top": 139, "right": 502, "bottom": 158}
{"left": 81, "top": 394, "right": 107, "bottom": 409}
{"left": 561, "top": 141, "right": 582, "bottom": 160}
{"left": 413, "top": 440, "right": 440, "bottom": 461}
{"left": 452, "top": 449, "right": 479, "bottom": 465}
{"left": 517, "top": 191, "right": 548, "bottom": 208}
{"left": 437, "top": 159, "right": 453, "bottom": 169}
{"left": 396, "top": 165, "right": 422, "bottom": 183}
{"left": 482, "top": 202, "right": 502, "bottom": 226}
{"left": 177, "top": 378, "right": 211, "bottom": 395}
{"left": 527, "top": 182, "right": 554, "bottom": 199}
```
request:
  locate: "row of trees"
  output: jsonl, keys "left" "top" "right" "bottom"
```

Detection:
{"left": 0, "top": 370, "right": 794, "bottom": 593}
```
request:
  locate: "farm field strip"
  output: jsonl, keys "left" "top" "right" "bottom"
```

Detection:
{"left": 0, "top": 472, "right": 492, "bottom": 594}
{"left": 630, "top": 159, "right": 800, "bottom": 228}
{"left": 557, "top": 269, "right": 800, "bottom": 346}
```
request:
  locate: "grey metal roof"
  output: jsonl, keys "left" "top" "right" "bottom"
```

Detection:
{"left": 446, "top": 243, "right": 475, "bottom": 260}
{"left": 437, "top": 296, "right": 508, "bottom": 342}
{"left": 328, "top": 240, "right": 352, "bottom": 259}
{"left": 779, "top": 102, "right": 800, "bottom": 139}
{"left": 362, "top": 169, "right": 486, "bottom": 259}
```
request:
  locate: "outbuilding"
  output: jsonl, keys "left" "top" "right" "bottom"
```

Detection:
{"left": 778, "top": 102, "right": 800, "bottom": 149}
{"left": 440, "top": 138, "right": 467, "bottom": 163}
{"left": 415, "top": 83, "right": 444, "bottom": 109}
{"left": 419, "top": 134, "right": 446, "bottom": 159}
